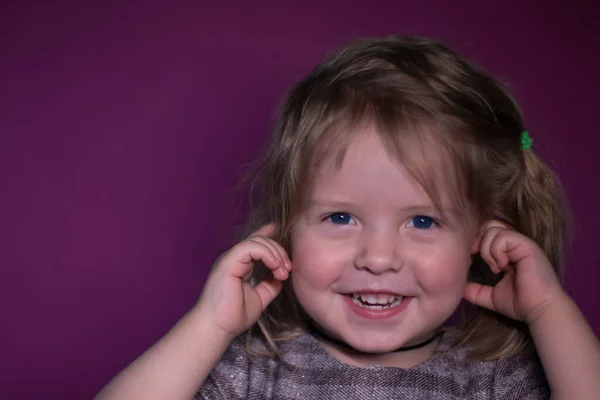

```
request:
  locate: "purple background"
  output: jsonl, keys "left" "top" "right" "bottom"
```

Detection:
{"left": 1, "top": 1, "right": 598, "bottom": 398}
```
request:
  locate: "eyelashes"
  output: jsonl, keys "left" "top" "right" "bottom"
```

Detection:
{"left": 407, "top": 216, "right": 437, "bottom": 229}
{"left": 324, "top": 213, "right": 440, "bottom": 230}
{"left": 327, "top": 212, "right": 355, "bottom": 225}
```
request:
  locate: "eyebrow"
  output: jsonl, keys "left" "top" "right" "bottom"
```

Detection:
{"left": 308, "top": 199, "right": 357, "bottom": 209}
{"left": 308, "top": 199, "right": 460, "bottom": 215}
{"left": 398, "top": 205, "right": 460, "bottom": 215}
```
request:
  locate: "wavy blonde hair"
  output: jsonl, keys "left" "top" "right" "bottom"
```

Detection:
{"left": 239, "top": 36, "right": 566, "bottom": 360}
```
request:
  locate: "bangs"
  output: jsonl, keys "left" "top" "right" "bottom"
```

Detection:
{"left": 297, "top": 85, "right": 477, "bottom": 228}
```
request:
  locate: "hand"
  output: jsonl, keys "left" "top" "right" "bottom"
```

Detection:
{"left": 463, "top": 221, "right": 566, "bottom": 324}
{"left": 196, "top": 223, "right": 292, "bottom": 338}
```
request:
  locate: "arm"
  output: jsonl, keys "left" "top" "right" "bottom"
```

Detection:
{"left": 528, "top": 294, "right": 600, "bottom": 399}
{"left": 464, "top": 222, "right": 600, "bottom": 400}
{"left": 96, "top": 223, "right": 291, "bottom": 400}
{"left": 95, "top": 307, "right": 231, "bottom": 400}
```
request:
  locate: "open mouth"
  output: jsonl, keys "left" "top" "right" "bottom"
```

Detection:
{"left": 349, "top": 293, "right": 403, "bottom": 310}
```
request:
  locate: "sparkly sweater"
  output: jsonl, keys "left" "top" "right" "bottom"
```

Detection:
{"left": 196, "top": 331, "right": 549, "bottom": 399}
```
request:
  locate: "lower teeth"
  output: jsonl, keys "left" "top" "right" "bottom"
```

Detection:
{"left": 350, "top": 296, "right": 403, "bottom": 309}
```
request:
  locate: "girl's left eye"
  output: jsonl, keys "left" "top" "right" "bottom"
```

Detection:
{"left": 407, "top": 215, "right": 437, "bottom": 229}
{"left": 327, "top": 212, "right": 354, "bottom": 225}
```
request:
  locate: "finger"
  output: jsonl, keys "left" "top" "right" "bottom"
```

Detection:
{"left": 247, "top": 241, "right": 290, "bottom": 281}
{"left": 265, "top": 237, "right": 291, "bottom": 271}
{"left": 493, "top": 230, "right": 535, "bottom": 268}
{"left": 264, "top": 238, "right": 292, "bottom": 272}
{"left": 463, "top": 282, "right": 497, "bottom": 312}
{"left": 248, "top": 236, "right": 282, "bottom": 263}
{"left": 229, "top": 241, "right": 284, "bottom": 280}
{"left": 246, "top": 246, "right": 289, "bottom": 281}
{"left": 249, "top": 235, "right": 292, "bottom": 273}
{"left": 249, "top": 276, "right": 284, "bottom": 312}
{"left": 489, "top": 230, "right": 516, "bottom": 270}
{"left": 478, "top": 227, "right": 504, "bottom": 273}
{"left": 251, "top": 224, "right": 292, "bottom": 272}
{"left": 479, "top": 220, "right": 514, "bottom": 270}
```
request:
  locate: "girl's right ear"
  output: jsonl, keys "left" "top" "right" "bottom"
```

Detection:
{"left": 250, "top": 223, "right": 278, "bottom": 238}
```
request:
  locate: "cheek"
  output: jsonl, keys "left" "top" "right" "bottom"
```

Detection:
{"left": 291, "top": 230, "right": 347, "bottom": 288}
{"left": 416, "top": 247, "right": 471, "bottom": 295}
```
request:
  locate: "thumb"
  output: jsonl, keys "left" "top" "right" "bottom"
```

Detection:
{"left": 463, "top": 282, "right": 496, "bottom": 312}
{"left": 246, "top": 276, "right": 283, "bottom": 313}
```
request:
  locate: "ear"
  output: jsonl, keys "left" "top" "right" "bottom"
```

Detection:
{"left": 471, "top": 232, "right": 483, "bottom": 256}
{"left": 470, "top": 219, "right": 511, "bottom": 255}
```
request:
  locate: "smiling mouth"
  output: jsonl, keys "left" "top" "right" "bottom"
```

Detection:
{"left": 349, "top": 293, "right": 404, "bottom": 310}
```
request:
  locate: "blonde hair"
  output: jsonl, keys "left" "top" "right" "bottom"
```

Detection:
{"left": 240, "top": 36, "right": 566, "bottom": 360}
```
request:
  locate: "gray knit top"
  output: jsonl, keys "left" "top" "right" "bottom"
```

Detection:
{"left": 196, "top": 330, "right": 549, "bottom": 399}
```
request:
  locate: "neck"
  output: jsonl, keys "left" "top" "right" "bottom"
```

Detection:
{"left": 311, "top": 325, "right": 442, "bottom": 368}
{"left": 310, "top": 326, "right": 441, "bottom": 354}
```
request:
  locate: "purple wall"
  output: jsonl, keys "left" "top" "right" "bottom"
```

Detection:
{"left": 1, "top": 1, "right": 598, "bottom": 398}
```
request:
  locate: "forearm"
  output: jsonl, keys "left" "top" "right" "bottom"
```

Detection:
{"left": 95, "top": 307, "right": 232, "bottom": 400}
{"left": 528, "top": 294, "right": 600, "bottom": 399}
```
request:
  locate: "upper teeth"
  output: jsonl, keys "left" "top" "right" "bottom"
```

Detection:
{"left": 352, "top": 293, "right": 401, "bottom": 305}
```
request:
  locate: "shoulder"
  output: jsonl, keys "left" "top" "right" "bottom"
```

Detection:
{"left": 488, "top": 349, "right": 550, "bottom": 399}
{"left": 431, "top": 330, "right": 549, "bottom": 399}
{"left": 195, "top": 332, "right": 311, "bottom": 400}
{"left": 195, "top": 339, "right": 251, "bottom": 400}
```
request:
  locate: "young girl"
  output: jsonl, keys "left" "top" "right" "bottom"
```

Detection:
{"left": 97, "top": 36, "right": 600, "bottom": 399}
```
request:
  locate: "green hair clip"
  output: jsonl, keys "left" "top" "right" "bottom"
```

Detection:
{"left": 521, "top": 131, "right": 533, "bottom": 151}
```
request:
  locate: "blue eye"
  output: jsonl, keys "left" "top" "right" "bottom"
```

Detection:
{"left": 408, "top": 215, "right": 436, "bottom": 229}
{"left": 328, "top": 212, "right": 354, "bottom": 225}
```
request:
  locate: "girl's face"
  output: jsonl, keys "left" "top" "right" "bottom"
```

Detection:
{"left": 291, "top": 127, "right": 479, "bottom": 353}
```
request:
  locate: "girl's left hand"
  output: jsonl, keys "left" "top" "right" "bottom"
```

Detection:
{"left": 463, "top": 221, "right": 566, "bottom": 324}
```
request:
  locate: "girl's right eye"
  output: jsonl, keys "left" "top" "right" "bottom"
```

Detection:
{"left": 327, "top": 212, "right": 354, "bottom": 225}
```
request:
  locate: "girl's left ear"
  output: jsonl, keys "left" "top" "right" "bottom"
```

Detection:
{"left": 471, "top": 221, "right": 488, "bottom": 255}
{"left": 471, "top": 220, "right": 511, "bottom": 254}
{"left": 471, "top": 232, "right": 483, "bottom": 255}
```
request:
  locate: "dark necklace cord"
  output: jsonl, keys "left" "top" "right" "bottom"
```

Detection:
{"left": 311, "top": 327, "right": 441, "bottom": 353}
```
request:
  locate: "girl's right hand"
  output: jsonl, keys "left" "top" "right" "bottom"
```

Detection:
{"left": 196, "top": 223, "right": 292, "bottom": 338}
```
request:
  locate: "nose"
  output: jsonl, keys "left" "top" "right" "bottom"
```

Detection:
{"left": 353, "top": 229, "right": 401, "bottom": 274}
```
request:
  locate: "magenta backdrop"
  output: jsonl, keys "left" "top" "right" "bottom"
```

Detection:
{"left": 1, "top": 1, "right": 598, "bottom": 398}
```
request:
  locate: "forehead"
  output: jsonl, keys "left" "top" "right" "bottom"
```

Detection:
{"left": 309, "top": 126, "right": 463, "bottom": 210}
